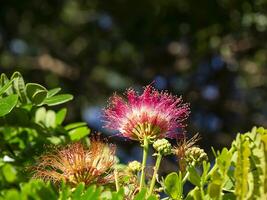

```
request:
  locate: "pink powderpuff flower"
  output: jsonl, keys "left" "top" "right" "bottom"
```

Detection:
{"left": 103, "top": 85, "right": 190, "bottom": 142}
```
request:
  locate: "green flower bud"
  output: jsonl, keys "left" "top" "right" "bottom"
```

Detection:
{"left": 153, "top": 139, "right": 172, "bottom": 156}
{"left": 185, "top": 146, "right": 208, "bottom": 165}
{"left": 128, "top": 160, "right": 142, "bottom": 172}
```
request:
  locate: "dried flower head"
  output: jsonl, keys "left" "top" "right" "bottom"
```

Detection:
{"left": 103, "top": 85, "right": 190, "bottom": 142}
{"left": 173, "top": 133, "right": 200, "bottom": 172}
{"left": 32, "top": 137, "right": 116, "bottom": 186}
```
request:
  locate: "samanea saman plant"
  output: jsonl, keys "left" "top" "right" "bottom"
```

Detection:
{"left": 0, "top": 71, "right": 266, "bottom": 200}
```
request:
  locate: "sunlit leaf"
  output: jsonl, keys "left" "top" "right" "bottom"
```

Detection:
{"left": 0, "top": 94, "right": 18, "bottom": 117}
{"left": 44, "top": 94, "right": 73, "bottom": 106}
{"left": 234, "top": 135, "right": 251, "bottom": 199}
{"left": 56, "top": 108, "right": 67, "bottom": 125}
{"left": 68, "top": 126, "right": 90, "bottom": 141}
{"left": 164, "top": 172, "right": 183, "bottom": 199}
{"left": 0, "top": 73, "right": 13, "bottom": 95}
{"left": 65, "top": 122, "right": 87, "bottom": 130}
{"left": 188, "top": 166, "right": 201, "bottom": 187}
{"left": 11, "top": 71, "right": 27, "bottom": 103}
{"left": 0, "top": 80, "right": 13, "bottom": 96}
{"left": 35, "top": 107, "right": 47, "bottom": 124}
{"left": 133, "top": 189, "right": 146, "bottom": 200}
{"left": 45, "top": 110, "right": 56, "bottom": 128}
{"left": 47, "top": 87, "right": 61, "bottom": 98}
{"left": 2, "top": 164, "right": 17, "bottom": 183}
{"left": 4, "top": 189, "right": 20, "bottom": 200}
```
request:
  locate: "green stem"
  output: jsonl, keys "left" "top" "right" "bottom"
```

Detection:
{"left": 114, "top": 167, "right": 119, "bottom": 192}
{"left": 139, "top": 137, "right": 149, "bottom": 189}
{"left": 200, "top": 185, "right": 205, "bottom": 199}
{"left": 148, "top": 153, "right": 162, "bottom": 196}
{"left": 182, "top": 171, "right": 189, "bottom": 184}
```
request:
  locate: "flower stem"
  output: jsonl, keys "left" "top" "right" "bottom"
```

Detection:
{"left": 182, "top": 171, "right": 189, "bottom": 184}
{"left": 114, "top": 167, "right": 119, "bottom": 192}
{"left": 148, "top": 153, "right": 162, "bottom": 196}
{"left": 139, "top": 137, "right": 149, "bottom": 189}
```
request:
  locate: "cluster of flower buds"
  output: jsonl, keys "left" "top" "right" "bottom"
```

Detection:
{"left": 128, "top": 160, "right": 142, "bottom": 172}
{"left": 185, "top": 146, "right": 208, "bottom": 165}
{"left": 153, "top": 139, "right": 172, "bottom": 156}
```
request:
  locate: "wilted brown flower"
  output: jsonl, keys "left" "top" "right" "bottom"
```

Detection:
{"left": 32, "top": 137, "right": 116, "bottom": 186}
{"left": 173, "top": 133, "right": 200, "bottom": 172}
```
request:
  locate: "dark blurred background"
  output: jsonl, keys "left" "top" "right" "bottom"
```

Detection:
{"left": 1, "top": 0, "right": 267, "bottom": 168}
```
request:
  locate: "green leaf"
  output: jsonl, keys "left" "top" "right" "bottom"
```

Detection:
{"left": 65, "top": 122, "right": 87, "bottom": 130}
{"left": 111, "top": 189, "right": 124, "bottom": 200}
{"left": 36, "top": 184, "right": 57, "bottom": 200}
{"left": 208, "top": 183, "right": 221, "bottom": 198}
{"left": 234, "top": 135, "right": 251, "bottom": 199}
{"left": 246, "top": 127, "right": 266, "bottom": 198}
{"left": 68, "top": 126, "right": 90, "bottom": 141}
{"left": 11, "top": 71, "right": 27, "bottom": 103}
{"left": 5, "top": 107, "right": 30, "bottom": 126}
{"left": 56, "top": 108, "right": 67, "bottom": 125}
{"left": 216, "top": 148, "right": 232, "bottom": 172}
{"left": 26, "top": 83, "right": 47, "bottom": 97}
{"left": 100, "top": 190, "right": 112, "bottom": 199}
{"left": 0, "top": 73, "right": 9, "bottom": 84}
{"left": 132, "top": 189, "right": 157, "bottom": 200}
{"left": 72, "top": 183, "right": 85, "bottom": 199}
{"left": 147, "top": 195, "right": 158, "bottom": 200}
{"left": 59, "top": 182, "right": 71, "bottom": 200}
{"left": 188, "top": 166, "right": 201, "bottom": 187}
{"left": 81, "top": 185, "right": 102, "bottom": 200}
{"left": 222, "top": 193, "right": 236, "bottom": 200}
{"left": 207, "top": 171, "right": 223, "bottom": 198}
{"left": 45, "top": 110, "right": 56, "bottom": 128}
{"left": 20, "top": 180, "right": 57, "bottom": 200}
{"left": 4, "top": 189, "right": 20, "bottom": 200}
{"left": 2, "top": 164, "right": 17, "bottom": 183}
{"left": 32, "top": 90, "right": 48, "bottom": 105}
{"left": 47, "top": 136, "right": 62, "bottom": 145}
{"left": 185, "top": 187, "right": 202, "bottom": 200}
{"left": 35, "top": 107, "right": 47, "bottom": 124}
{"left": 0, "top": 94, "right": 18, "bottom": 117}
{"left": 47, "top": 87, "right": 61, "bottom": 98}
{"left": 164, "top": 172, "right": 183, "bottom": 199}
{"left": 26, "top": 83, "right": 47, "bottom": 105}
{"left": 133, "top": 189, "right": 146, "bottom": 200}
{"left": 0, "top": 73, "right": 13, "bottom": 95}
{"left": 44, "top": 94, "right": 73, "bottom": 106}
{"left": 0, "top": 80, "right": 14, "bottom": 96}
{"left": 260, "top": 130, "right": 267, "bottom": 195}
{"left": 201, "top": 161, "right": 210, "bottom": 184}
